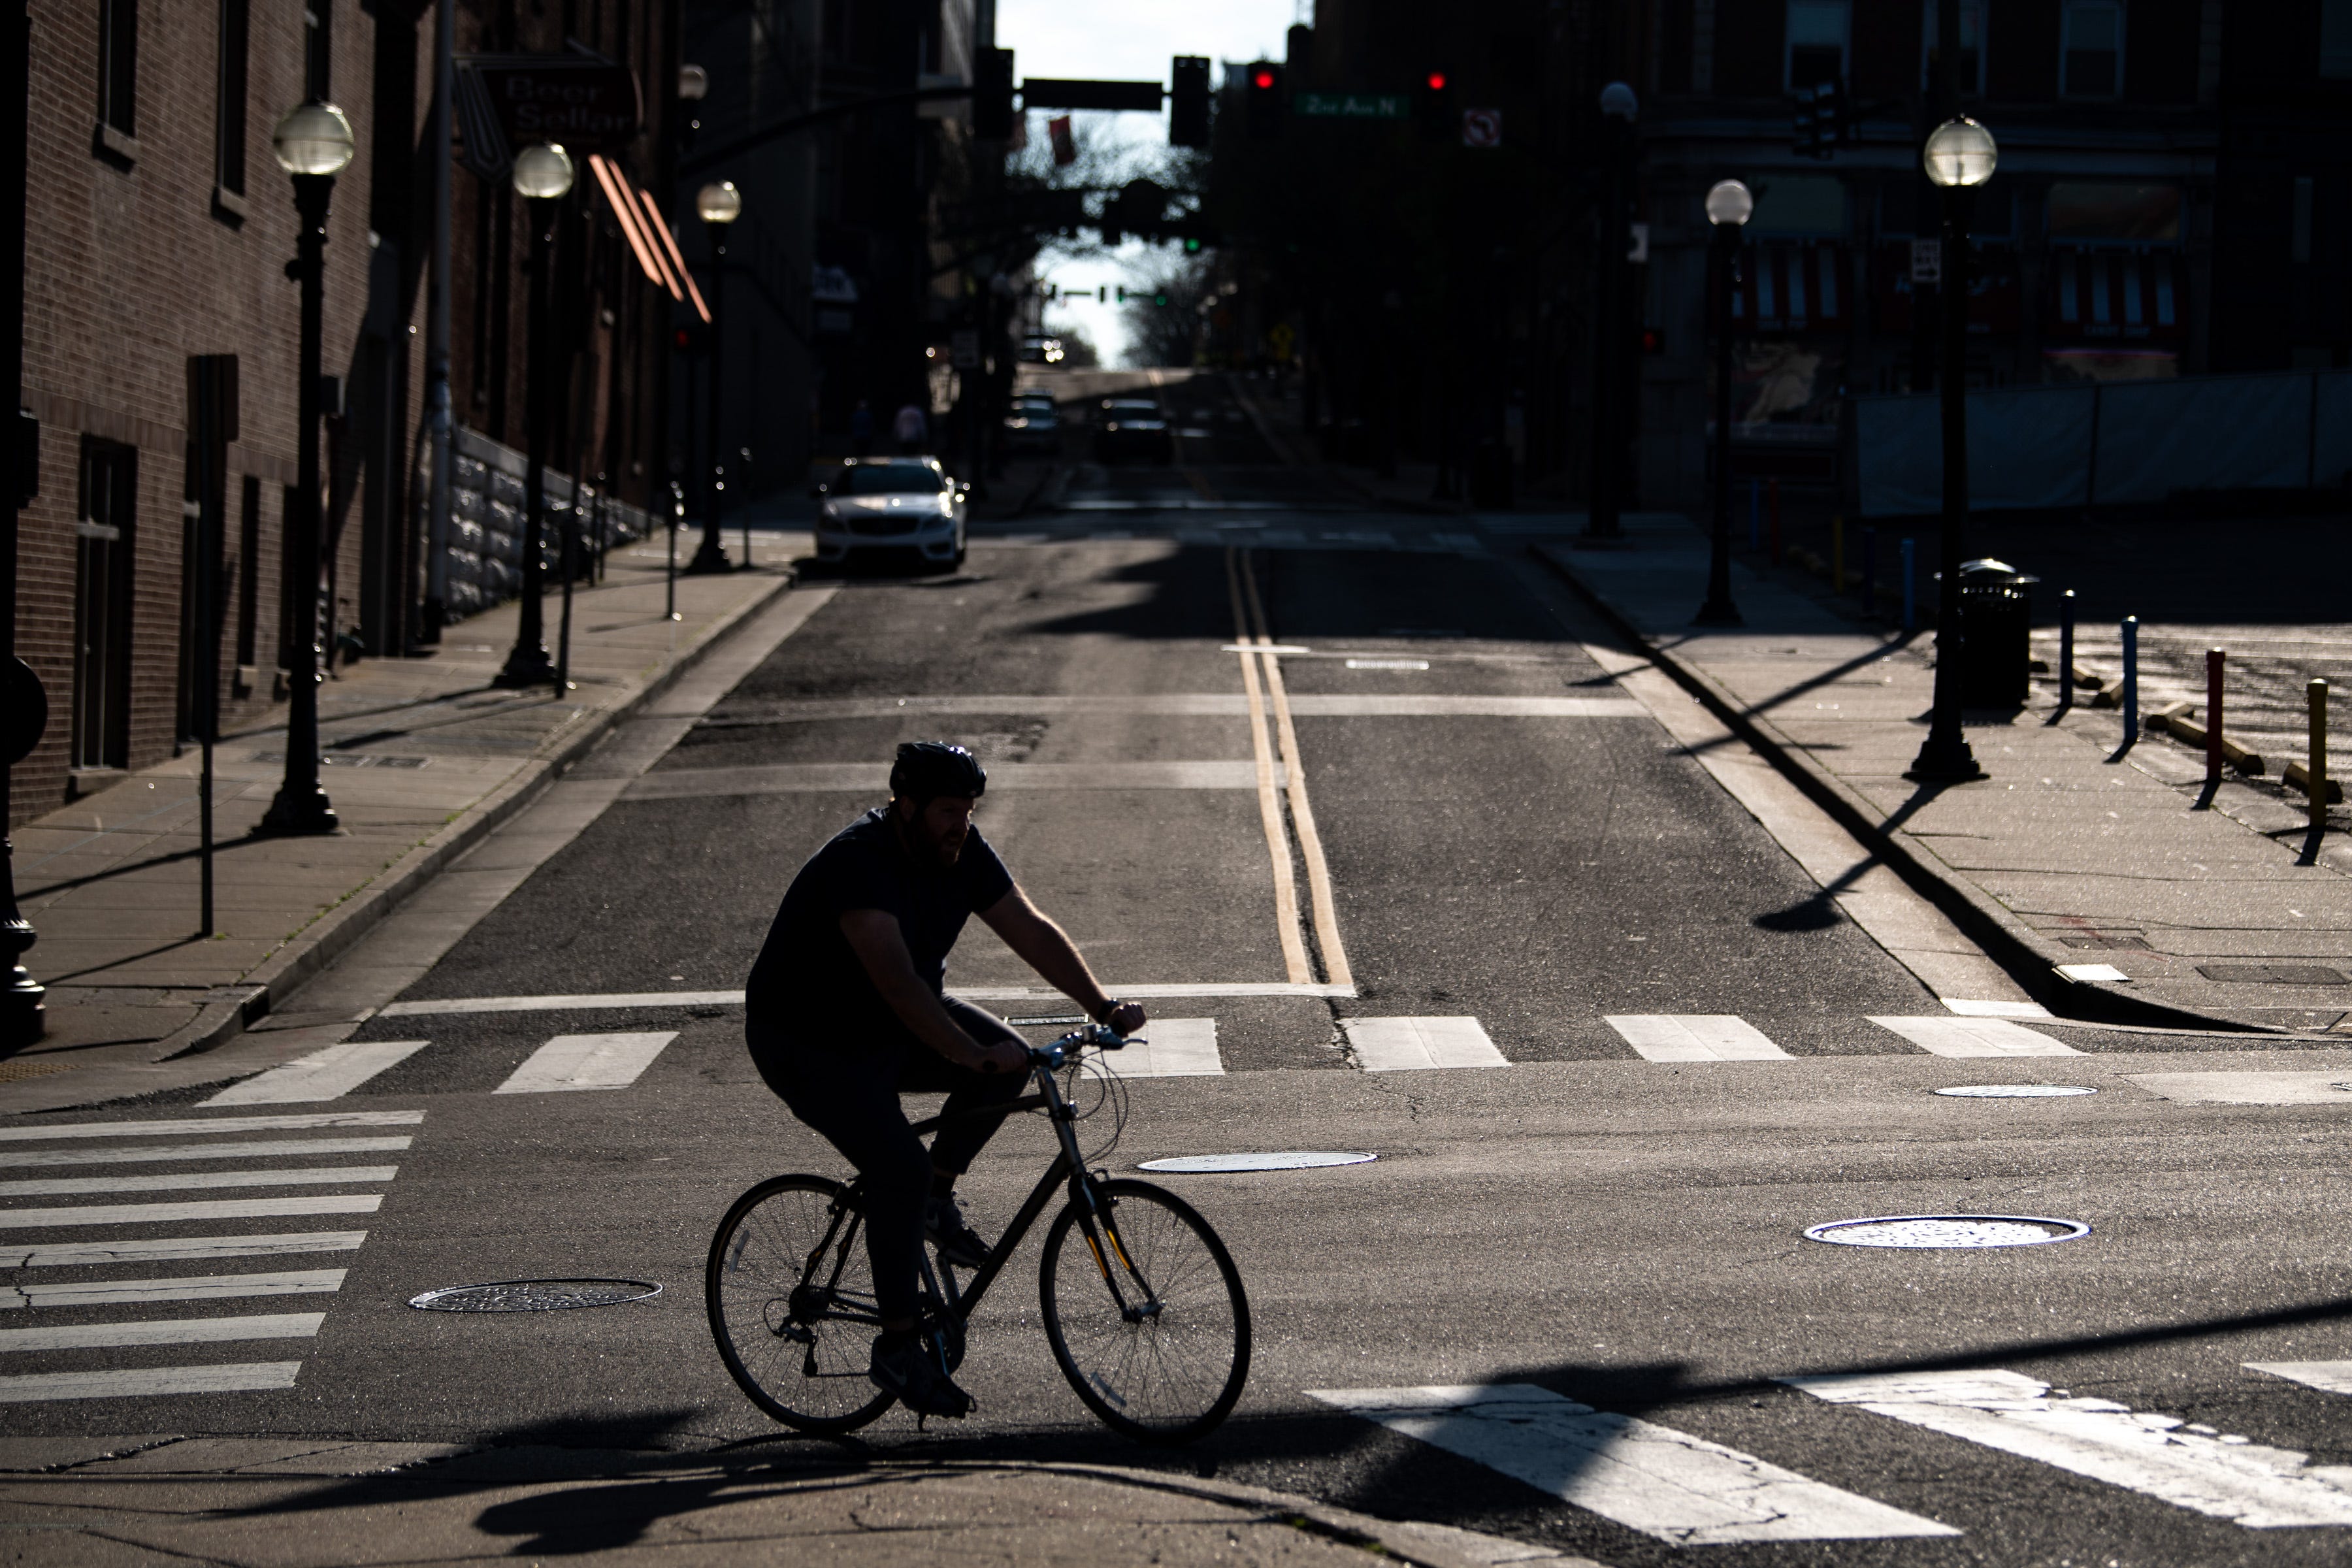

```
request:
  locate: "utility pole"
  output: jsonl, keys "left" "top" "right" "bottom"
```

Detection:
{"left": 1, "top": 0, "right": 44, "bottom": 1049}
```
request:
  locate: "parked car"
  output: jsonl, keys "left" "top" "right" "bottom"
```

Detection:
{"left": 1092, "top": 397, "right": 1174, "bottom": 465}
{"left": 812, "top": 457, "right": 967, "bottom": 570}
{"left": 1003, "top": 395, "right": 1062, "bottom": 455}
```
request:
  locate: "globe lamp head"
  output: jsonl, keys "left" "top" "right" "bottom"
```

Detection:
{"left": 1705, "top": 178, "right": 1754, "bottom": 228}
{"left": 696, "top": 181, "right": 744, "bottom": 224}
{"left": 271, "top": 101, "right": 355, "bottom": 176}
{"left": 1923, "top": 118, "right": 1997, "bottom": 188}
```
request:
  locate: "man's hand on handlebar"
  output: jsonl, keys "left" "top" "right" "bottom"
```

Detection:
{"left": 1102, "top": 1000, "right": 1147, "bottom": 1035}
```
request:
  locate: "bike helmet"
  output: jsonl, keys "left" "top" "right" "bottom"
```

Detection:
{"left": 889, "top": 741, "right": 987, "bottom": 802}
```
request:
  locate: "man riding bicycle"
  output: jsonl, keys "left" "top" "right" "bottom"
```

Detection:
{"left": 743, "top": 742, "right": 1147, "bottom": 1418}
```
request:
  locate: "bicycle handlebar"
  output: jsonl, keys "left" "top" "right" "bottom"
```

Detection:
{"left": 1029, "top": 1022, "right": 1134, "bottom": 1071}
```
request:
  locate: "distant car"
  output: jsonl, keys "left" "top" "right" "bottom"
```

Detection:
{"left": 1002, "top": 395, "right": 1062, "bottom": 455}
{"left": 813, "top": 457, "right": 967, "bottom": 570}
{"left": 1092, "top": 397, "right": 1174, "bottom": 465}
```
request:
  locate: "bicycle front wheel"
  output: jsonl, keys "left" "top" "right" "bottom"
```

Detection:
{"left": 706, "top": 1174, "right": 893, "bottom": 1434}
{"left": 1039, "top": 1178, "right": 1250, "bottom": 1443}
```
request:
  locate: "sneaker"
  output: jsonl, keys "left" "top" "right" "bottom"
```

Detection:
{"left": 870, "top": 1333, "right": 974, "bottom": 1419}
{"left": 925, "top": 1193, "right": 992, "bottom": 1269}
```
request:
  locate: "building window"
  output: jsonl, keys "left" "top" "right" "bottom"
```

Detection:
{"left": 74, "top": 440, "right": 137, "bottom": 771}
{"left": 215, "top": 0, "right": 248, "bottom": 194}
{"left": 2324, "top": 0, "right": 2352, "bottom": 79}
{"left": 97, "top": 0, "right": 137, "bottom": 137}
{"left": 1786, "top": 0, "right": 1849, "bottom": 91}
{"left": 2062, "top": 1, "right": 2123, "bottom": 99}
{"left": 1921, "top": 0, "right": 1985, "bottom": 95}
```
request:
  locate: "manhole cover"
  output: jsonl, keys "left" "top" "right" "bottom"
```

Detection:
{"left": 2196, "top": 964, "right": 2348, "bottom": 987}
{"left": 1935, "top": 1084, "right": 2098, "bottom": 1099}
{"left": 1804, "top": 1215, "right": 2090, "bottom": 1249}
{"left": 409, "top": 1279, "right": 661, "bottom": 1312}
{"left": 1137, "top": 1152, "right": 1377, "bottom": 1173}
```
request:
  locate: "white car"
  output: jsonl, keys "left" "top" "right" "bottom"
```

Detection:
{"left": 813, "top": 457, "right": 968, "bottom": 570}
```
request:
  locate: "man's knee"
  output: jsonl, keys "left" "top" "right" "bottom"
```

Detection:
{"left": 865, "top": 1138, "right": 932, "bottom": 1202}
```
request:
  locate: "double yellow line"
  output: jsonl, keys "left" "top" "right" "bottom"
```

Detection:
{"left": 1225, "top": 549, "right": 1352, "bottom": 989}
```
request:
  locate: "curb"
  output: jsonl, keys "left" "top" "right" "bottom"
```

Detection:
{"left": 151, "top": 569, "right": 802, "bottom": 1064}
{"left": 1530, "top": 543, "right": 2273, "bottom": 1037}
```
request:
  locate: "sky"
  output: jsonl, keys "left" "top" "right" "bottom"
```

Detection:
{"left": 993, "top": 0, "right": 1299, "bottom": 365}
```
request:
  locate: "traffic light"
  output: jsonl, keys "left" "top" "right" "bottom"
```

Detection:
{"left": 1245, "top": 61, "right": 1284, "bottom": 140}
{"left": 1641, "top": 327, "right": 1665, "bottom": 355}
{"left": 1415, "top": 69, "right": 1454, "bottom": 142}
{"left": 1170, "top": 56, "right": 1211, "bottom": 148}
{"left": 974, "top": 48, "right": 1015, "bottom": 140}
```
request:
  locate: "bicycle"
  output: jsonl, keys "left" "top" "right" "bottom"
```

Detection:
{"left": 706, "top": 1023, "right": 1252, "bottom": 1444}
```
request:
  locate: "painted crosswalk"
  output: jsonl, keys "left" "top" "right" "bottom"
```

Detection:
{"left": 1112, "top": 1019, "right": 1224, "bottom": 1077}
{"left": 1342, "top": 1017, "right": 1509, "bottom": 1071}
{"left": 1865, "top": 1016, "right": 2081, "bottom": 1058}
{"left": 495, "top": 1031, "right": 680, "bottom": 1093}
{"left": 203, "top": 1041, "right": 431, "bottom": 1105}
{"left": 0, "top": 1109, "right": 410, "bottom": 1403}
{"left": 1607, "top": 1015, "right": 1791, "bottom": 1061}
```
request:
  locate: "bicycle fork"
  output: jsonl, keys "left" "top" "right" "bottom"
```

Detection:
{"left": 1046, "top": 1094, "right": 1162, "bottom": 1324}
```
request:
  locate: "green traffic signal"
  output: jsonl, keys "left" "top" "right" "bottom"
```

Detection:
{"left": 1183, "top": 237, "right": 1202, "bottom": 253}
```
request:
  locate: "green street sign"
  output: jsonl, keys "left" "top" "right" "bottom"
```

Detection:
{"left": 1294, "top": 92, "right": 1409, "bottom": 120}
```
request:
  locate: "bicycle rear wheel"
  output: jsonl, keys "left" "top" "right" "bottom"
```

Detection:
{"left": 706, "top": 1174, "right": 894, "bottom": 1433}
{"left": 1039, "top": 1178, "right": 1250, "bottom": 1443}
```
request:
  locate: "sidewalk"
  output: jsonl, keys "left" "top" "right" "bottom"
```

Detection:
{"left": 1537, "top": 514, "right": 2352, "bottom": 1036}
{"left": 5, "top": 530, "right": 804, "bottom": 1088}
{"left": 0, "top": 1441, "right": 1599, "bottom": 1568}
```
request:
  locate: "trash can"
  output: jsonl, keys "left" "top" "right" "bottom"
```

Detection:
{"left": 1954, "top": 557, "right": 2038, "bottom": 707}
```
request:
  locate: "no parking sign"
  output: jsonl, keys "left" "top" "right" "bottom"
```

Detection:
{"left": 1462, "top": 108, "right": 1502, "bottom": 148}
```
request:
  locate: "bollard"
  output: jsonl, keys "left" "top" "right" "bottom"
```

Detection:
{"left": 2121, "top": 617, "right": 2139, "bottom": 749}
{"left": 2311, "top": 679, "right": 2330, "bottom": 832}
{"left": 1862, "top": 527, "right": 1876, "bottom": 615}
{"left": 1832, "top": 515, "right": 1845, "bottom": 593}
{"left": 1769, "top": 478, "right": 1782, "bottom": 566}
{"left": 2206, "top": 649, "right": 2225, "bottom": 785}
{"left": 1748, "top": 480, "right": 1761, "bottom": 550}
{"left": 2058, "top": 590, "right": 2076, "bottom": 713}
{"left": 1901, "top": 538, "right": 1916, "bottom": 631}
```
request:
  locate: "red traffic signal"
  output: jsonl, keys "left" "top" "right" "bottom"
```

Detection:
{"left": 1252, "top": 67, "right": 1275, "bottom": 90}
{"left": 1245, "top": 61, "right": 1283, "bottom": 139}
{"left": 1640, "top": 327, "right": 1665, "bottom": 355}
{"left": 1426, "top": 72, "right": 1446, "bottom": 91}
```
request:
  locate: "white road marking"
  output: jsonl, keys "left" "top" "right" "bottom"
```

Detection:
{"left": 1115, "top": 1019, "right": 1223, "bottom": 1077}
{"left": 494, "top": 1032, "right": 680, "bottom": 1094}
{"left": 0, "top": 1313, "right": 324, "bottom": 1354}
{"left": 1942, "top": 999, "right": 2055, "bottom": 1018}
{"left": 0, "top": 1232, "right": 368, "bottom": 1268}
{"left": 0, "top": 1195, "right": 383, "bottom": 1229}
{"left": 201, "top": 1040, "right": 432, "bottom": 1105}
{"left": 1282, "top": 695, "right": 1646, "bottom": 717}
{"left": 380, "top": 982, "right": 1356, "bottom": 1017}
{"left": 2247, "top": 1362, "right": 2352, "bottom": 1396}
{"left": 0, "top": 1362, "right": 304, "bottom": 1402}
{"left": 1, "top": 1269, "right": 346, "bottom": 1309}
{"left": 694, "top": 693, "right": 1648, "bottom": 722}
{"left": 0, "top": 1166, "right": 397, "bottom": 1198}
{"left": 2126, "top": 1072, "right": 2352, "bottom": 1105}
{"left": 1867, "top": 1017, "right": 2082, "bottom": 1058}
{"left": 1606, "top": 1015, "right": 1791, "bottom": 1062}
{"left": 1784, "top": 1368, "right": 2352, "bottom": 1529}
{"left": 0, "top": 1111, "right": 422, "bottom": 1142}
{"left": 1342, "top": 1017, "right": 1508, "bottom": 1071}
{"left": 0, "top": 1137, "right": 411, "bottom": 1168}
{"left": 1309, "top": 1384, "right": 1955, "bottom": 1544}
{"left": 2057, "top": 963, "right": 2131, "bottom": 983}
{"left": 623, "top": 759, "right": 1273, "bottom": 799}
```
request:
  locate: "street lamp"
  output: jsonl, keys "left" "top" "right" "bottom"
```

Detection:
{"left": 494, "top": 142, "right": 574, "bottom": 689}
{"left": 1906, "top": 117, "right": 1997, "bottom": 783}
{"left": 1586, "top": 82, "right": 1639, "bottom": 542}
{"left": 687, "top": 180, "right": 742, "bottom": 574}
{"left": 257, "top": 100, "right": 355, "bottom": 836}
{"left": 1694, "top": 178, "right": 1751, "bottom": 627}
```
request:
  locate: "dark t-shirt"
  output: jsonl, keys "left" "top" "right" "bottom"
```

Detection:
{"left": 745, "top": 807, "right": 1015, "bottom": 1039}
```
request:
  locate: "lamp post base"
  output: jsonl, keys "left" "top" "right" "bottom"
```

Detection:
{"left": 1904, "top": 732, "right": 1985, "bottom": 783}
{"left": 1693, "top": 597, "right": 1743, "bottom": 627}
{"left": 493, "top": 644, "right": 558, "bottom": 690}
{"left": 258, "top": 784, "right": 340, "bottom": 836}
{"left": 0, "top": 919, "right": 43, "bottom": 1053}
{"left": 683, "top": 538, "right": 733, "bottom": 575}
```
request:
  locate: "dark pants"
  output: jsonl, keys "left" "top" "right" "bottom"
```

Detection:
{"left": 748, "top": 998, "right": 1028, "bottom": 1322}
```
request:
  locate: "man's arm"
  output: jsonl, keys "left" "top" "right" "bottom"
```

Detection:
{"left": 977, "top": 885, "right": 1147, "bottom": 1033}
{"left": 839, "top": 910, "right": 1026, "bottom": 1074}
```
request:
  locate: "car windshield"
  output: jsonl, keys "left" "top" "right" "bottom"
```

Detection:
{"left": 836, "top": 465, "right": 945, "bottom": 495}
{"left": 1106, "top": 400, "right": 1160, "bottom": 415}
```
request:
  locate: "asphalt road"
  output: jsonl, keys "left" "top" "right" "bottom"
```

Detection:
{"left": 10, "top": 374, "right": 2352, "bottom": 1567}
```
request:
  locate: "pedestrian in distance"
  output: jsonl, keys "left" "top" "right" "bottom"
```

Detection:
{"left": 849, "top": 399, "right": 874, "bottom": 457}
{"left": 894, "top": 401, "right": 928, "bottom": 455}
{"left": 740, "top": 742, "right": 1147, "bottom": 1419}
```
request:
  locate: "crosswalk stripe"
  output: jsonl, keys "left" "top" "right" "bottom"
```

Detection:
{"left": 1, "top": 1269, "right": 346, "bottom": 1310}
{"left": 494, "top": 1032, "right": 680, "bottom": 1094}
{"left": 0, "top": 1313, "right": 325, "bottom": 1354}
{"left": 1606, "top": 1015, "right": 1791, "bottom": 1061}
{"left": 1784, "top": 1369, "right": 2352, "bottom": 1529}
{"left": 201, "top": 1041, "right": 432, "bottom": 1105}
{"left": 0, "top": 1362, "right": 304, "bottom": 1402}
{"left": 1867, "top": 1016, "right": 2082, "bottom": 1058}
{"left": 0, "top": 1195, "right": 384, "bottom": 1229}
{"left": 1342, "top": 1017, "right": 1508, "bottom": 1071}
{"left": 0, "top": 1166, "right": 397, "bottom": 1198}
{"left": 1308, "top": 1384, "right": 1955, "bottom": 1544}
{"left": 0, "top": 1111, "right": 422, "bottom": 1143}
{"left": 1115, "top": 1019, "right": 1223, "bottom": 1077}
{"left": 2246, "top": 1362, "right": 2352, "bottom": 1396}
{"left": 0, "top": 1232, "right": 368, "bottom": 1268}
{"left": 0, "top": 1137, "right": 412, "bottom": 1169}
